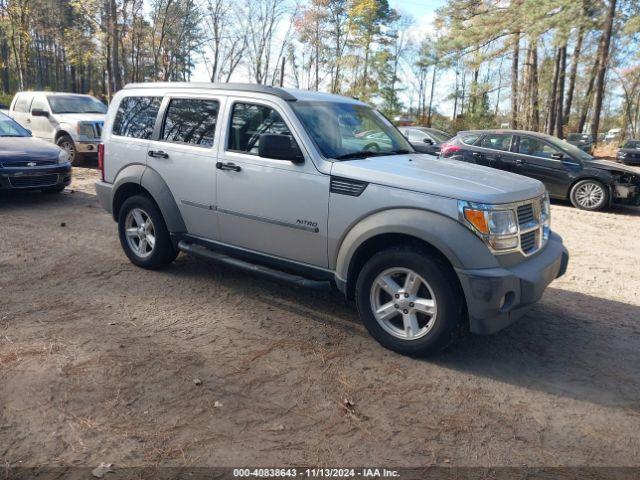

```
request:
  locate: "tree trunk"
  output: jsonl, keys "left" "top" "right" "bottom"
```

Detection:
{"left": 547, "top": 47, "right": 561, "bottom": 135}
{"left": 510, "top": 32, "right": 520, "bottom": 128}
{"left": 578, "top": 57, "right": 599, "bottom": 133}
{"left": 555, "top": 45, "right": 567, "bottom": 138}
{"left": 529, "top": 40, "right": 540, "bottom": 131}
{"left": 590, "top": 0, "right": 617, "bottom": 143}
{"left": 427, "top": 63, "right": 437, "bottom": 127}
{"left": 563, "top": 26, "right": 584, "bottom": 127}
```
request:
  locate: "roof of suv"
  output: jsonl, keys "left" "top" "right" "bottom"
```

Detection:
{"left": 123, "top": 82, "right": 366, "bottom": 105}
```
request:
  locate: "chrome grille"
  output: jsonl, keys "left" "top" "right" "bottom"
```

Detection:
{"left": 520, "top": 230, "right": 538, "bottom": 254}
{"left": 9, "top": 174, "right": 58, "bottom": 188}
{"left": 1, "top": 160, "right": 57, "bottom": 167}
{"left": 517, "top": 204, "right": 534, "bottom": 225}
{"left": 95, "top": 122, "right": 103, "bottom": 137}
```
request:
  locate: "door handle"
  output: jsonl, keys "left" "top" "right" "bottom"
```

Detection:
{"left": 514, "top": 158, "right": 524, "bottom": 165}
{"left": 148, "top": 150, "right": 169, "bottom": 159}
{"left": 216, "top": 161, "right": 241, "bottom": 172}
{"left": 472, "top": 152, "right": 482, "bottom": 158}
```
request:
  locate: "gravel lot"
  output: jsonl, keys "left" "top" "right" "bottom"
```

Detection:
{"left": 1, "top": 167, "right": 639, "bottom": 468}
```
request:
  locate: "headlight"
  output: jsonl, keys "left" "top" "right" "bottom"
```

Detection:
{"left": 618, "top": 151, "right": 626, "bottom": 158}
{"left": 459, "top": 201, "right": 519, "bottom": 251}
{"left": 77, "top": 123, "right": 95, "bottom": 137}
{"left": 541, "top": 192, "right": 550, "bottom": 241}
{"left": 58, "top": 149, "right": 70, "bottom": 164}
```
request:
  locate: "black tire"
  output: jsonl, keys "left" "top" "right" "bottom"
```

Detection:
{"left": 355, "top": 246, "right": 464, "bottom": 357}
{"left": 118, "top": 194, "right": 178, "bottom": 269}
{"left": 42, "top": 185, "right": 65, "bottom": 194}
{"left": 569, "top": 179, "right": 609, "bottom": 211}
{"left": 56, "top": 135, "right": 84, "bottom": 166}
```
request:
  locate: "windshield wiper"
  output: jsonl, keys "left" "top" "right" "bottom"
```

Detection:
{"left": 334, "top": 149, "right": 412, "bottom": 161}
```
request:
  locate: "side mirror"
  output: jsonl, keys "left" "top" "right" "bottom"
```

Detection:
{"left": 258, "top": 134, "right": 304, "bottom": 163}
{"left": 423, "top": 138, "right": 434, "bottom": 145}
{"left": 31, "top": 109, "right": 49, "bottom": 118}
{"left": 551, "top": 152, "right": 564, "bottom": 160}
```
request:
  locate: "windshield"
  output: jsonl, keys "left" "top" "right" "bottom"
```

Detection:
{"left": 0, "top": 113, "right": 30, "bottom": 137}
{"left": 623, "top": 140, "right": 640, "bottom": 149}
{"left": 550, "top": 136, "right": 594, "bottom": 162}
{"left": 290, "top": 101, "right": 413, "bottom": 159}
{"left": 418, "top": 128, "right": 452, "bottom": 143}
{"left": 47, "top": 95, "right": 107, "bottom": 114}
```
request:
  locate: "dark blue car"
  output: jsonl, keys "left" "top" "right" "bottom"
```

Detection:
{"left": 0, "top": 112, "right": 71, "bottom": 193}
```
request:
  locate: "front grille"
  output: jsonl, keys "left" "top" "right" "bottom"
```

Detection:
{"left": 520, "top": 230, "right": 538, "bottom": 254}
{"left": 517, "top": 204, "right": 535, "bottom": 225}
{"left": 8, "top": 174, "right": 58, "bottom": 188}
{"left": 0, "top": 160, "right": 57, "bottom": 167}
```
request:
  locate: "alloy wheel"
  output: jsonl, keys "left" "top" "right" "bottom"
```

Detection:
{"left": 60, "top": 140, "right": 76, "bottom": 163}
{"left": 124, "top": 207, "right": 156, "bottom": 259}
{"left": 369, "top": 267, "right": 438, "bottom": 340}
{"left": 575, "top": 182, "right": 605, "bottom": 209}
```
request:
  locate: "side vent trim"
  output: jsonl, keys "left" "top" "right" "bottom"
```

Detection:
{"left": 330, "top": 176, "right": 368, "bottom": 197}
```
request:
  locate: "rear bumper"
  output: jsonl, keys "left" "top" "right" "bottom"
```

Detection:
{"left": 0, "top": 163, "right": 72, "bottom": 191}
{"left": 456, "top": 232, "right": 569, "bottom": 335}
{"left": 95, "top": 180, "right": 113, "bottom": 214}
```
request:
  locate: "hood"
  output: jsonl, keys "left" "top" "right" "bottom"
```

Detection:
{"left": 0, "top": 136, "right": 61, "bottom": 163}
{"left": 331, "top": 153, "right": 545, "bottom": 204}
{"left": 585, "top": 159, "right": 640, "bottom": 176}
{"left": 55, "top": 113, "right": 105, "bottom": 124}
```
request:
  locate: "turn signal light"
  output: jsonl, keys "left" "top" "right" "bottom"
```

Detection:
{"left": 98, "top": 143, "right": 105, "bottom": 182}
{"left": 463, "top": 208, "right": 489, "bottom": 234}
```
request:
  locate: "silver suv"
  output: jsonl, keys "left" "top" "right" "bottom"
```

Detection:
{"left": 95, "top": 83, "right": 569, "bottom": 356}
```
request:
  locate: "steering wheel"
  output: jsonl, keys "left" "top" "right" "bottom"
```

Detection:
{"left": 363, "top": 142, "right": 380, "bottom": 152}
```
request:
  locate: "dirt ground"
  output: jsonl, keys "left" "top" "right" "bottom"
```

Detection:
{"left": 1, "top": 166, "right": 639, "bottom": 469}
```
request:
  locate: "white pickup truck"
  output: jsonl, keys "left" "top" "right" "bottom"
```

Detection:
{"left": 8, "top": 92, "right": 107, "bottom": 165}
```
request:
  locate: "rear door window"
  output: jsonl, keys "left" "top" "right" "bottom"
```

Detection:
{"left": 161, "top": 98, "right": 219, "bottom": 148}
{"left": 479, "top": 133, "right": 513, "bottom": 152}
{"left": 460, "top": 134, "right": 480, "bottom": 145}
{"left": 14, "top": 95, "right": 32, "bottom": 113}
{"left": 112, "top": 96, "right": 162, "bottom": 139}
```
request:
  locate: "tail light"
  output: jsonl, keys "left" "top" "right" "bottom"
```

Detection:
{"left": 440, "top": 143, "right": 461, "bottom": 157}
{"left": 98, "top": 143, "right": 105, "bottom": 182}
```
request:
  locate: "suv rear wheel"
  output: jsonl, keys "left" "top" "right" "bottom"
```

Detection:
{"left": 355, "top": 246, "right": 464, "bottom": 356}
{"left": 118, "top": 195, "right": 178, "bottom": 269}
{"left": 570, "top": 179, "right": 609, "bottom": 211}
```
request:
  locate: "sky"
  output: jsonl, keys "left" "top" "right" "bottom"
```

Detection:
{"left": 191, "top": 0, "right": 453, "bottom": 114}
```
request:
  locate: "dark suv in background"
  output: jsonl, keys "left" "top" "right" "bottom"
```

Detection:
{"left": 617, "top": 140, "right": 640, "bottom": 166}
{"left": 440, "top": 129, "right": 640, "bottom": 211}
{"left": 566, "top": 133, "right": 595, "bottom": 154}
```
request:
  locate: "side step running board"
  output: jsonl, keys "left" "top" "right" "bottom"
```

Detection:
{"left": 177, "top": 241, "right": 331, "bottom": 290}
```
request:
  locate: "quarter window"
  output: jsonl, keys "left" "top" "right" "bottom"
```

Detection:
{"left": 112, "top": 96, "right": 162, "bottom": 139}
{"left": 518, "top": 137, "right": 561, "bottom": 159}
{"left": 479, "top": 134, "right": 513, "bottom": 152}
{"left": 228, "top": 103, "right": 296, "bottom": 154}
{"left": 161, "top": 98, "right": 219, "bottom": 147}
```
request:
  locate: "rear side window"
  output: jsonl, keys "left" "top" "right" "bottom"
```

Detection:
{"left": 228, "top": 103, "right": 295, "bottom": 154}
{"left": 14, "top": 95, "right": 31, "bottom": 113}
{"left": 479, "top": 133, "right": 513, "bottom": 151}
{"left": 112, "top": 96, "right": 162, "bottom": 139}
{"left": 460, "top": 134, "right": 480, "bottom": 145}
{"left": 161, "top": 98, "right": 219, "bottom": 147}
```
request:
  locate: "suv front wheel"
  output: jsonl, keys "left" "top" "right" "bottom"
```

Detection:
{"left": 118, "top": 195, "right": 178, "bottom": 269}
{"left": 355, "top": 246, "right": 464, "bottom": 356}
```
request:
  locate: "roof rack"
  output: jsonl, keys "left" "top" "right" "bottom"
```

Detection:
{"left": 122, "top": 82, "right": 297, "bottom": 101}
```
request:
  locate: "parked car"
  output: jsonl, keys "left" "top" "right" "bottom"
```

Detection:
{"left": 566, "top": 133, "right": 595, "bottom": 154}
{"left": 440, "top": 129, "right": 640, "bottom": 210}
{"left": 397, "top": 126, "right": 453, "bottom": 156}
{"left": 0, "top": 111, "right": 71, "bottom": 193}
{"left": 605, "top": 128, "right": 621, "bottom": 142}
{"left": 617, "top": 139, "right": 640, "bottom": 166}
{"left": 8, "top": 91, "right": 107, "bottom": 165}
{"left": 95, "top": 83, "right": 568, "bottom": 357}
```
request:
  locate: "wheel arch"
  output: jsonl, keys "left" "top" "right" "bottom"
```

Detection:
{"left": 333, "top": 208, "right": 499, "bottom": 299}
{"left": 111, "top": 165, "right": 186, "bottom": 233}
{"left": 54, "top": 130, "right": 73, "bottom": 143}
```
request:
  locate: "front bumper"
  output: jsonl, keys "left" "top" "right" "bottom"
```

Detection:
{"left": 0, "top": 163, "right": 72, "bottom": 191}
{"left": 456, "top": 232, "right": 569, "bottom": 335}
